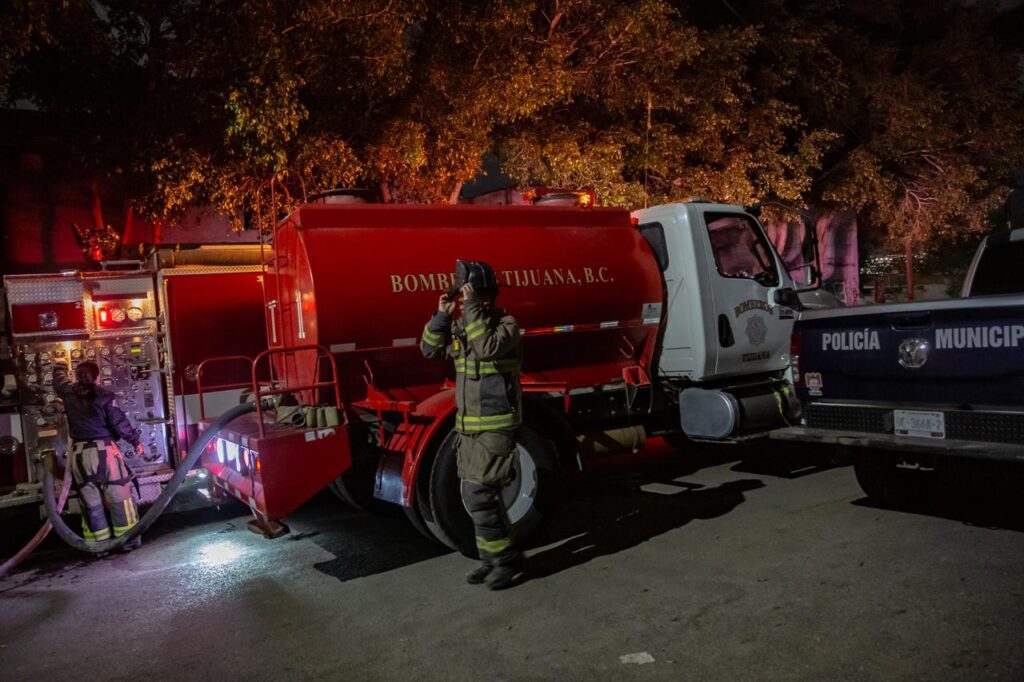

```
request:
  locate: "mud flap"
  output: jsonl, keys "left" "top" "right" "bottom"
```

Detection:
{"left": 374, "top": 452, "right": 406, "bottom": 506}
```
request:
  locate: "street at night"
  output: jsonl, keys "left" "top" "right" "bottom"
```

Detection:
{"left": 3, "top": 2, "right": 1024, "bottom": 680}
{"left": 3, "top": 443, "right": 1023, "bottom": 681}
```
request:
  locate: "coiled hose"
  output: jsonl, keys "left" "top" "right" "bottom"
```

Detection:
{"left": 40, "top": 402, "right": 258, "bottom": 555}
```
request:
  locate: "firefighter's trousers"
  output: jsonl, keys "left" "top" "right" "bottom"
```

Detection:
{"left": 70, "top": 440, "right": 138, "bottom": 543}
{"left": 458, "top": 431, "right": 520, "bottom": 566}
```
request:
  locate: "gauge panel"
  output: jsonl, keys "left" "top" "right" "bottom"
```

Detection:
{"left": 16, "top": 337, "right": 168, "bottom": 473}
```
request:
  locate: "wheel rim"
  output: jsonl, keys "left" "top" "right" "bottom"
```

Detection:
{"left": 502, "top": 443, "right": 538, "bottom": 524}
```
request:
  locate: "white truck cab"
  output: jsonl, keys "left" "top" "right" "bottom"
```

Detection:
{"left": 633, "top": 202, "right": 803, "bottom": 440}
{"left": 633, "top": 202, "right": 797, "bottom": 381}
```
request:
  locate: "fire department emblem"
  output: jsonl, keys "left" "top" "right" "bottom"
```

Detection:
{"left": 746, "top": 315, "right": 767, "bottom": 347}
{"left": 898, "top": 338, "right": 929, "bottom": 369}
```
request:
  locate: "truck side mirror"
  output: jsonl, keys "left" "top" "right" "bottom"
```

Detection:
{"left": 773, "top": 287, "right": 801, "bottom": 308}
{"left": 802, "top": 264, "right": 817, "bottom": 287}
{"left": 794, "top": 262, "right": 821, "bottom": 294}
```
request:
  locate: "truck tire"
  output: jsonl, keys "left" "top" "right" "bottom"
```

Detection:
{"left": 327, "top": 458, "right": 400, "bottom": 515}
{"left": 830, "top": 446, "right": 855, "bottom": 467}
{"left": 327, "top": 420, "right": 401, "bottom": 516}
{"left": 423, "top": 425, "right": 560, "bottom": 557}
{"left": 853, "top": 449, "right": 938, "bottom": 506}
{"left": 403, "top": 501, "right": 434, "bottom": 541}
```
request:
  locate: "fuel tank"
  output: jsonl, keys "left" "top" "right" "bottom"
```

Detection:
{"left": 268, "top": 205, "right": 664, "bottom": 403}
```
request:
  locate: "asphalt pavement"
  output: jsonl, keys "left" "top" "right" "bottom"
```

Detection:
{"left": 2, "top": 443, "right": 1023, "bottom": 681}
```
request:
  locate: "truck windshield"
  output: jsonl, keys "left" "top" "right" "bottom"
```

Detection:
{"left": 704, "top": 213, "right": 779, "bottom": 287}
{"left": 970, "top": 239, "right": 1024, "bottom": 296}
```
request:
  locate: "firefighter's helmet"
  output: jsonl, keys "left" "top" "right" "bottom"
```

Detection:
{"left": 454, "top": 259, "right": 499, "bottom": 296}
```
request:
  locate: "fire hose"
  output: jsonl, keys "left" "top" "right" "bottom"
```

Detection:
{"left": 0, "top": 402, "right": 257, "bottom": 575}
{"left": 0, "top": 459, "right": 72, "bottom": 579}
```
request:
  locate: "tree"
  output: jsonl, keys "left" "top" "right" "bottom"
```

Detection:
{"left": 502, "top": 0, "right": 1024, "bottom": 294}
{"left": 773, "top": 0, "right": 1024, "bottom": 297}
{"left": 4, "top": 0, "right": 1023, "bottom": 259}
{"left": 498, "top": 5, "right": 838, "bottom": 212}
{"left": 3, "top": 0, "right": 152, "bottom": 233}
{"left": 5, "top": 1, "right": 699, "bottom": 226}
{"left": 6, "top": 1, "right": 407, "bottom": 228}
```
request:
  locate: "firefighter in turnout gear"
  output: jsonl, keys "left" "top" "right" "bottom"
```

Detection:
{"left": 53, "top": 361, "right": 144, "bottom": 552}
{"left": 421, "top": 260, "right": 524, "bottom": 590}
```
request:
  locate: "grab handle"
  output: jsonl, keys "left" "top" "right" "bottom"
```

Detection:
{"left": 888, "top": 312, "right": 933, "bottom": 331}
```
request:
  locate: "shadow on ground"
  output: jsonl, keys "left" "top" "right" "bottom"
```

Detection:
{"left": 731, "top": 440, "right": 841, "bottom": 479}
{"left": 292, "top": 493, "right": 451, "bottom": 582}
{"left": 852, "top": 484, "right": 1024, "bottom": 533}
{"left": 516, "top": 441, "right": 841, "bottom": 581}
{"left": 524, "top": 475, "right": 764, "bottom": 581}
{"left": 1, "top": 441, "right": 840, "bottom": 586}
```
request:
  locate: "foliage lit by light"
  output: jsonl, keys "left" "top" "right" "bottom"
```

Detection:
{"left": 1, "top": 0, "right": 1021, "bottom": 264}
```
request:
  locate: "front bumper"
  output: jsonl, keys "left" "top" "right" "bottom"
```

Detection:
{"left": 772, "top": 400, "right": 1024, "bottom": 462}
{"left": 772, "top": 426, "right": 1024, "bottom": 463}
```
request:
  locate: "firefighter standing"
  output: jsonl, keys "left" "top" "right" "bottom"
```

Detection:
{"left": 421, "top": 260, "right": 524, "bottom": 590}
{"left": 54, "top": 361, "right": 144, "bottom": 551}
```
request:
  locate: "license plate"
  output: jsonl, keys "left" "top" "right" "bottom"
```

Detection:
{"left": 893, "top": 410, "right": 945, "bottom": 439}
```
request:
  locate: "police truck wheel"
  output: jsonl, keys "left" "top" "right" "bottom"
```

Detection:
{"left": 853, "top": 449, "right": 938, "bottom": 507}
{"left": 425, "top": 425, "right": 560, "bottom": 557}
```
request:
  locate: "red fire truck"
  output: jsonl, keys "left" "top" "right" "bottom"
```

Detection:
{"left": 0, "top": 246, "right": 267, "bottom": 514}
{"left": 196, "top": 202, "right": 808, "bottom": 553}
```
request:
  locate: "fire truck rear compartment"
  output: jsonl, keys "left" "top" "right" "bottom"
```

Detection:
{"left": 200, "top": 412, "right": 352, "bottom": 535}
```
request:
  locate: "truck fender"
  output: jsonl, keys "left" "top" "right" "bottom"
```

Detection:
{"left": 388, "top": 389, "right": 457, "bottom": 508}
{"left": 382, "top": 390, "right": 579, "bottom": 508}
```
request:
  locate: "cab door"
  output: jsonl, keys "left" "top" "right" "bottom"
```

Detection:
{"left": 698, "top": 211, "right": 793, "bottom": 378}
{"left": 634, "top": 207, "right": 713, "bottom": 381}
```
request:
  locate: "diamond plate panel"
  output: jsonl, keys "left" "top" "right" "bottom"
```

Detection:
{"left": 4, "top": 276, "right": 84, "bottom": 305}
{"left": 946, "top": 411, "right": 1024, "bottom": 445}
{"left": 806, "top": 403, "right": 891, "bottom": 433}
{"left": 87, "top": 275, "right": 153, "bottom": 297}
{"left": 137, "top": 471, "right": 173, "bottom": 504}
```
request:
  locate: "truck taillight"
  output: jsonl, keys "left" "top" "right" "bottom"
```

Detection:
{"left": 790, "top": 331, "right": 803, "bottom": 386}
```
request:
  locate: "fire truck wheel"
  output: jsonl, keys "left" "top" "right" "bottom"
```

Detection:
{"left": 403, "top": 501, "right": 434, "bottom": 541}
{"left": 328, "top": 457, "right": 401, "bottom": 516}
{"left": 327, "top": 420, "right": 402, "bottom": 515}
{"left": 425, "top": 425, "right": 560, "bottom": 557}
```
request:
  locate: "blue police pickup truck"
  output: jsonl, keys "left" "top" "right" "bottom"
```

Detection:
{"left": 773, "top": 225, "right": 1024, "bottom": 503}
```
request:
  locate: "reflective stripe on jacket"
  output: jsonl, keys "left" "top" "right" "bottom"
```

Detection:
{"left": 421, "top": 299, "right": 522, "bottom": 434}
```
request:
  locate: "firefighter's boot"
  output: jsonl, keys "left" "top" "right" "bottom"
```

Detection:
{"left": 485, "top": 558, "right": 524, "bottom": 591}
{"left": 119, "top": 535, "right": 142, "bottom": 553}
{"left": 465, "top": 562, "right": 494, "bottom": 585}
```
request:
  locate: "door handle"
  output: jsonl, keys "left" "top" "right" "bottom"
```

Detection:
{"left": 718, "top": 314, "right": 735, "bottom": 347}
{"left": 889, "top": 312, "right": 932, "bottom": 330}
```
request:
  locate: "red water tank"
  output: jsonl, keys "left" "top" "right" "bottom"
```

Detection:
{"left": 268, "top": 205, "right": 663, "bottom": 404}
